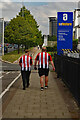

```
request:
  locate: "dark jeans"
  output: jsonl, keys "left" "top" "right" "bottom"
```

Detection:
{"left": 21, "top": 70, "right": 31, "bottom": 88}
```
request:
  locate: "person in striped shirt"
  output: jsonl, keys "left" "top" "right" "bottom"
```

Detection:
{"left": 34, "top": 47, "right": 55, "bottom": 91}
{"left": 19, "top": 50, "right": 33, "bottom": 90}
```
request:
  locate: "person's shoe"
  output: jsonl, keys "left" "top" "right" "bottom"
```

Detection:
{"left": 45, "top": 86, "right": 48, "bottom": 89}
{"left": 41, "top": 87, "right": 44, "bottom": 91}
{"left": 23, "top": 87, "right": 25, "bottom": 90}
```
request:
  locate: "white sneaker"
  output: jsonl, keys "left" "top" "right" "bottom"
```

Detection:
{"left": 45, "top": 86, "right": 48, "bottom": 89}
{"left": 41, "top": 87, "right": 44, "bottom": 91}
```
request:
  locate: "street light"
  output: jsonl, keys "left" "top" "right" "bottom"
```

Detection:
{"left": 0, "top": 18, "right": 4, "bottom": 56}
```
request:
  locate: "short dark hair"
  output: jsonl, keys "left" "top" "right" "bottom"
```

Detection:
{"left": 25, "top": 49, "right": 29, "bottom": 53}
{"left": 42, "top": 47, "right": 46, "bottom": 52}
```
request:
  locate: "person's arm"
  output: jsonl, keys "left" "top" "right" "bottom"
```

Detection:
{"left": 34, "top": 59, "right": 37, "bottom": 70}
{"left": 30, "top": 57, "right": 33, "bottom": 66}
{"left": 49, "top": 54, "right": 55, "bottom": 71}
{"left": 19, "top": 57, "right": 22, "bottom": 66}
{"left": 34, "top": 53, "right": 39, "bottom": 70}
{"left": 50, "top": 61, "right": 55, "bottom": 71}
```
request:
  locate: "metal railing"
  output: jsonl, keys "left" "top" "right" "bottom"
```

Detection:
{"left": 54, "top": 54, "right": 80, "bottom": 106}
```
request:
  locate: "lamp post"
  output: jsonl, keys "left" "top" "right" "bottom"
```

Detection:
{"left": 0, "top": 18, "right": 4, "bottom": 56}
{"left": 22, "top": 0, "right": 24, "bottom": 53}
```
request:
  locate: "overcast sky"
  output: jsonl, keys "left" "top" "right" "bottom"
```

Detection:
{"left": 0, "top": 0, "right": 80, "bottom": 35}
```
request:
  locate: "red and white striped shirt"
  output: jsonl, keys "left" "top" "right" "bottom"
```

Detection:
{"left": 35, "top": 52, "right": 52, "bottom": 69}
{"left": 19, "top": 55, "right": 32, "bottom": 71}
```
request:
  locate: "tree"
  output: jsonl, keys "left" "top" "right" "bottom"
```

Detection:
{"left": 48, "top": 35, "right": 57, "bottom": 41}
{"left": 4, "top": 6, "right": 43, "bottom": 53}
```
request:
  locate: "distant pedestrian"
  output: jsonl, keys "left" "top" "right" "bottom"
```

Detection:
{"left": 30, "top": 54, "right": 33, "bottom": 58}
{"left": 34, "top": 47, "right": 55, "bottom": 91}
{"left": 19, "top": 50, "right": 33, "bottom": 90}
{"left": 38, "top": 45, "right": 40, "bottom": 50}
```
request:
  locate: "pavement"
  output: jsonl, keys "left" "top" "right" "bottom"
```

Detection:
{"left": 2, "top": 70, "right": 80, "bottom": 119}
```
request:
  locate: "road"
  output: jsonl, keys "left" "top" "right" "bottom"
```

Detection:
{"left": 0, "top": 60, "right": 21, "bottom": 96}
{"left": 1, "top": 61, "right": 37, "bottom": 71}
{"left": 0, "top": 61, "right": 21, "bottom": 113}
{"left": 1, "top": 71, "right": 20, "bottom": 93}
{"left": 1, "top": 61, "right": 21, "bottom": 71}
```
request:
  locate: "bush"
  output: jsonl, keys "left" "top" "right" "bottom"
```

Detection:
{"left": 48, "top": 35, "right": 57, "bottom": 41}
{"left": 46, "top": 47, "right": 54, "bottom": 52}
{"left": 46, "top": 43, "right": 57, "bottom": 52}
{"left": 73, "top": 39, "right": 78, "bottom": 50}
{"left": 53, "top": 43, "right": 57, "bottom": 51}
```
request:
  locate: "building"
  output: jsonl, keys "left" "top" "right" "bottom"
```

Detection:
{"left": 74, "top": 8, "right": 80, "bottom": 40}
{"left": 43, "top": 35, "right": 48, "bottom": 47}
{"left": 48, "top": 17, "right": 57, "bottom": 37}
{"left": 4, "top": 21, "right": 9, "bottom": 29}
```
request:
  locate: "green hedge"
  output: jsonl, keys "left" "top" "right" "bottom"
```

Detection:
{"left": 46, "top": 43, "right": 57, "bottom": 52}
{"left": 73, "top": 39, "right": 78, "bottom": 50}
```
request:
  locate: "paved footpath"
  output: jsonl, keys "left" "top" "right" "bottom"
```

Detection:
{"left": 2, "top": 70, "right": 80, "bottom": 118}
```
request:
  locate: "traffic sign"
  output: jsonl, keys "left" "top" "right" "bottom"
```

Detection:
{"left": 57, "top": 12, "right": 73, "bottom": 55}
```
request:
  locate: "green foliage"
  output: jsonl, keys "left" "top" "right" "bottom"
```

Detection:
{"left": 4, "top": 6, "right": 43, "bottom": 48}
{"left": 47, "top": 43, "right": 57, "bottom": 52}
{"left": 48, "top": 35, "right": 57, "bottom": 41}
{"left": 53, "top": 43, "right": 57, "bottom": 51}
{"left": 73, "top": 39, "right": 78, "bottom": 50}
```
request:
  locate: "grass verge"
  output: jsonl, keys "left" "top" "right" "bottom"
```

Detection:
{"left": 2, "top": 47, "right": 34, "bottom": 63}
{"left": 2, "top": 49, "right": 24, "bottom": 63}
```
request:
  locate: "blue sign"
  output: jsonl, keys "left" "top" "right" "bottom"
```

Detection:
{"left": 57, "top": 12, "right": 73, "bottom": 55}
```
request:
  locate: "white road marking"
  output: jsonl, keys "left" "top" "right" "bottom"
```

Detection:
{"left": 0, "top": 66, "right": 7, "bottom": 68}
{"left": 0, "top": 76, "right": 3, "bottom": 79}
{"left": 6, "top": 72, "right": 10, "bottom": 75}
{"left": 0, "top": 72, "right": 10, "bottom": 79}
{"left": 12, "top": 71, "right": 15, "bottom": 73}
{"left": 0, "top": 73, "right": 21, "bottom": 99}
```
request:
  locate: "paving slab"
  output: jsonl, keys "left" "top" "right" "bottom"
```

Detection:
{"left": 2, "top": 70, "right": 77, "bottom": 119}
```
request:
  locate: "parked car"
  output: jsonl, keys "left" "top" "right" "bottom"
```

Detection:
{"left": 4, "top": 43, "right": 9, "bottom": 47}
{"left": 8, "top": 44, "right": 13, "bottom": 48}
{"left": 14, "top": 44, "right": 18, "bottom": 49}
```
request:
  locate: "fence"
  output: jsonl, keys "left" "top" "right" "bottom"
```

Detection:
{"left": 54, "top": 54, "right": 80, "bottom": 106}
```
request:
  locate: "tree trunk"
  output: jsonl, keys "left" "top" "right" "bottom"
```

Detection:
{"left": 25, "top": 44, "right": 28, "bottom": 49}
{"left": 22, "top": 44, "right": 24, "bottom": 53}
{"left": 25, "top": 44, "right": 26, "bottom": 49}
{"left": 18, "top": 44, "right": 20, "bottom": 54}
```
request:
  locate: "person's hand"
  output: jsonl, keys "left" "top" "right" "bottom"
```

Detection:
{"left": 19, "top": 63, "right": 22, "bottom": 67}
{"left": 53, "top": 67, "right": 55, "bottom": 71}
{"left": 34, "top": 66, "right": 37, "bottom": 70}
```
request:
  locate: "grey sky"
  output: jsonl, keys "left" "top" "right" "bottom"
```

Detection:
{"left": 1, "top": 1, "right": 79, "bottom": 35}
{"left": 1, "top": 0, "right": 80, "bottom": 2}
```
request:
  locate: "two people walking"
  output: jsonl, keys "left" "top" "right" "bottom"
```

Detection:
{"left": 19, "top": 47, "right": 55, "bottom": 91}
